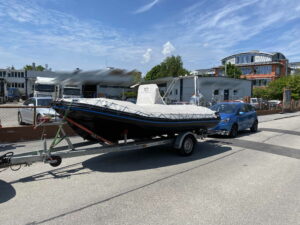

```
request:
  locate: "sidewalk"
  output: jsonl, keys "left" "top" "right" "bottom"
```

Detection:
{"left": 258, "top": 111, "right": 300, "bottom": 123}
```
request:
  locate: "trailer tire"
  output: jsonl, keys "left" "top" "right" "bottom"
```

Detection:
{"left": 178, "top": 135, "right": 196, "bottom": 156}
{"left": 49, "top": 156, "right": 62, "bottom": 167}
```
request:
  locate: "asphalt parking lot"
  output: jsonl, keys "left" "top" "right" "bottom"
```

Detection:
{"left": 0, "top": 101, "right": 23, "bottom": 127}
{"left": 0, "top": 114, "right": 299, "bottom": 225}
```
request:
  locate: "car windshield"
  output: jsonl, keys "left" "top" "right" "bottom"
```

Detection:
{"left": 210, "top": 104, "right": 238, "bottom": 114}
{"left": 35, "top": 84, "right": 55, "bottom": 92}
{"left": 63, "top": 88, "right": 80, "bottom": 95}
{"left": 37, "top": 99, "right": 52, "bottom": 106}
{"left": 251, "top": 99, "right": 257, "bottom": 103}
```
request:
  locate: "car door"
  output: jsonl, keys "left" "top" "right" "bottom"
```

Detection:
{"left": 246, "top": 104, "right": 256, "bottom": 128}
{"left": 23, "top": 98, "right": 35, "bottom": 123}
{"left": 237, "top": 104, "right": 249, "bottom": 130}
{"left": 20, "top": 99, "right": 31, "bottom": 123}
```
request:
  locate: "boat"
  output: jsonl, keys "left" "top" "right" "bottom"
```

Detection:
{"left": 52, "top": 84, "right": 220, "bottom": 142}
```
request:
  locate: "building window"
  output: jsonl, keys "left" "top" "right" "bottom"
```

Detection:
{"left": 0, "top": 71, "right": 2, "bottom": 77}
{"left": 3, "top": 71, "right": 6, "bottom": 77}
{"left": 213, "top": 90, "right": 219, "bottom": 95}
{"left": 21, "top": 72, "right": 24, "bottom": 77}
{"left": 175, "top": 89, "right": 178, "bottom": 95}
{"left": 233, "top": 90, "right": 238, "bottom": 95}
{"left": 251, "top": 56, "right": 254, "bottom": 62}
{"left": 276, "top": 66, "right": 280, "bottom": 75}
{"left": 21, "top": 83, "right": 24, "bottom": 88}
{"left": 255, "top": 65, "right": 272, "bottom": 74}
{"left": 241, "top": 67, "right": 252, "bottom": 75}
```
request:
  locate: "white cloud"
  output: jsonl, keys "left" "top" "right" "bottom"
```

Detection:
{"left": 142, "top": 48, "right": 152, "bottom": 63}
{"left": 162, "top": 41, "right": 175, "bottom": 55}
{"left": 0, "top": 0, "right": 150, "bottom": 70}
{"left": 134, "top": 0, "right": 160, "bottom": 14}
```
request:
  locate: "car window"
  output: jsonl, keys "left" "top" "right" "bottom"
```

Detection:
{"left": 247, "top": 104, "right": 255, "bottom": 111}
{"left": 23, "top": 99, "right": 30, "bottom": 105}
{"left": 29, "top": 99, "right": 36, "bottom": 106}
{"left": 210, "top": 104, "right": 238, "bottom": 114}
{"left": 240, "top": 104, "right": 248, "bottom": 112}
{"left": 37, "top": 99, "right": 52, "bottom": 106}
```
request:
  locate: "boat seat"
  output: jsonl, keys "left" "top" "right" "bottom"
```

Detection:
{"left": 136, "top": 84, "right": 165, "bottom": 105}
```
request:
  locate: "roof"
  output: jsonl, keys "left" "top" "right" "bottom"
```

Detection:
{"left": 143, "top": 75, "right": 252, "bottom": 84}
{"left": 221, "top": 51, "right": 286, "bottom": 62}
{"left": 214, "top": 61, "right": 284, "bottom": 69}
{"left": 32, "top": 96, "right": 52, "bottom": 99}
{"left": 289, "top": 62, "right": 300, "bottom": 66}
{"left": 30, "top": 68, "right": 137, "bottom": 87}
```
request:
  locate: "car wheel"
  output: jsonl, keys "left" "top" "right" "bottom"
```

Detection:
{"left": 18, "top": 112, "right": 25, "bottom": 125}
{"left": 250, "top": 120, "right": 258, "bottom": 132}
{"left": 229, "top": 124, "right": 238, "bottom": 138}
{"left": 36, "top": 114, "right": 42, "bottom": 125}
{"left": 178, "top": 135, "right": 196, "bottom": 156}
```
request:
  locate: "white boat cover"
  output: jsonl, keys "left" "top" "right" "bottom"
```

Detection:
{"left": 62, "top": 84, "right": 217, "bottom": 120}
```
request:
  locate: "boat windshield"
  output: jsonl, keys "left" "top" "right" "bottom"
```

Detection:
{"left": 63, "top": 88, "right": 81, "bottom": 95}
{"left": 37, "top": 99, "right": 52, "bottom": 106}
{"left": 35, "top": 84, "right": 55, "bottom": 92}
{"left": 210, "top": 104, "right": 238, "bottom": 114}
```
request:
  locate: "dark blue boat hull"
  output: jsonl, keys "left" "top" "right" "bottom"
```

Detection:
{"left": 52, "top": 101, "right": 220, "bottom": 142}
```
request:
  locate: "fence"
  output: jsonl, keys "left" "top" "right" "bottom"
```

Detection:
{"left": 0, "top": 99, "right": 299, "bottom": 143}
{"left": 254, "top": 99, "right": 300, "bottom": 112}
{"left": 0, "top": 104, "right": 75, "bottom": 142}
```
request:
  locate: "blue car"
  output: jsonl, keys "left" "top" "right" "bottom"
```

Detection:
{"left": 209, "top": 102, "right": 258, "bottom": 137}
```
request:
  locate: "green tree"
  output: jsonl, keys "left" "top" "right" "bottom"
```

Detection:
{"left": 225, "top": 62, "right": 242, "bottom": 79}
{"left": 23, "top": 65, "right": 33, "bottom": 71}
{"left": 253, "top": 87, "right": 270, "bottom": 99}
{"left": 144, "top": 65, "right": 162, "bottom": 80}
{"left": 36, "top": 65, "right": 45, "bottom": 71}
{"left": 144, "top": 55, "right": 189, "bottom": 80}
{"left": 23, "top": 64, "right": 45, "bottom": 71}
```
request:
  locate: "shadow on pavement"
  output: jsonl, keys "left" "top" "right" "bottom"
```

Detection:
{"left": 259, "top": 128, "right": 300, "bottom": 136}
{"left": 207, "top": 138, "right": 300, "bottom": 159}
{"left": 0, "top": 180, "right": 16, "bottom": 203}
{"left": 0, "top": 144, "right": 26, "bottom": 152}
{"left": 82, "top": 141, "right": 231, "bottom": 173}
{"left": 9, "top": 140, "right": 231, "bottom": 184}
{"left": 10, "top": 163, "right": 89, "bottom": 184}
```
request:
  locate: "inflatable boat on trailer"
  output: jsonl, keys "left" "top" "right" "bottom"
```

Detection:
{"left": 52, "top": 84, "right": 220, "bottom": 142}
{"left": 0, "top": 85, "right": 220, "bottom": 170}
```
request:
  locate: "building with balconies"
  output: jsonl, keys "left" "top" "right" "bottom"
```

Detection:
{"left": 214, "top": 51, "right": 289, "bottom": 87}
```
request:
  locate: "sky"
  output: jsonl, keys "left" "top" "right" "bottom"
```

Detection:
{"left": 0, "top": 0, "right": 300, "bottom": 74}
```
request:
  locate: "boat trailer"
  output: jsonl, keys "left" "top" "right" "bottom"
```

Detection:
{"left": 0, "top": 121, "right": 207, "bottom": 171}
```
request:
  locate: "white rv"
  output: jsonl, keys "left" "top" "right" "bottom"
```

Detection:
{"left": 34, "top": 77, "right": 59, "bottom": 99}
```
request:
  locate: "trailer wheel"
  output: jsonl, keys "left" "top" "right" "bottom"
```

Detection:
{"left": 179, "top": 135, "right": 195, "bottom": 156}
{"left": 49, "top": 156, "right": 62, "bottom": 167}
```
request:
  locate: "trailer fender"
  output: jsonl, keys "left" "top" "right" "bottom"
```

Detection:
{"left": 173, "top": 132, "right": 197, "bottom": 149}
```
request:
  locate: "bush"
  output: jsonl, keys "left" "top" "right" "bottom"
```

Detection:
{"left": 253, "top": 75, "right": 300, "bottom": 100}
